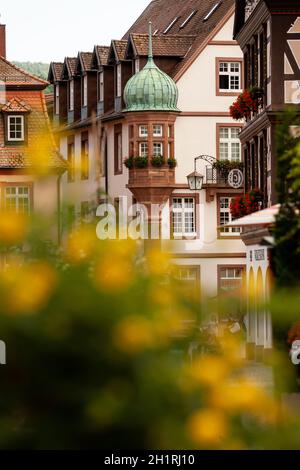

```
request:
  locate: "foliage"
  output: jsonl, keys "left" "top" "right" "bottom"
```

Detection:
{"left": 124, "top": 156, "right": 135, "bottom": 169}
{"left": 213, "top": 160, "right": 244, "bottom": 174}
{"left": 167, "top": 158, "right": 178, "bottom": 169}
{"left": 134, "top": 156, "right": 149, "bottom": 169}
{"left": 230, "top": 189, "right": 263, "bottom": 219}
{"left": 230, "top": 87, "right": 264, "bottom": 121}
{"left": 272, "top": 110, "right": 300, "bottom": 288}
{"left": 151, "top": 156, "right": 164, "bottom": 168}
{"left": 13, "top": 61, "right": 53, "bottom": 94}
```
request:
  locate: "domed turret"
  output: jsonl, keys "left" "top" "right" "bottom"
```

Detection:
{"left": 124, "top": 23, "right": 179, "bottom": 112}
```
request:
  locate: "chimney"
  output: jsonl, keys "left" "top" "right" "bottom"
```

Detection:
{"left": 0, "top": 24, "right": 6, "bottom": 58}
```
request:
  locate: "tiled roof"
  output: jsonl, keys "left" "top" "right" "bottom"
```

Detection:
{"left": 0, "top": 56, "right": 49, "bottom": 86}
{"left": 78, "top": 52, "right": 94, "bottom": 71}
{"left": 129, "top": 33, "right": 196, "bottom": 57}
{"left": 51, "top": 62, "right": 64, "bottom": 82}
{"left": 66, "top": 57, "right": 78, "bottom": 76}
{"left": 95, "top": 46, "right": 110, "bottom": 66}
{"left": 0, "top": 90, "right": 66, "bottom": 171}
{"left": 1, "top": 97, "right": 31, "bottom": 113}
{"left": 123, "top": 0, "right": 235, "bottom": 38}
{"left": 111, "top": 40, "right": 128, "bottom": 61}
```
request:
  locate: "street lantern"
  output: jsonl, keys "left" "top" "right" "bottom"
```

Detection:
{"left": 187, "top": 171, "right": 204, "bottom": 191}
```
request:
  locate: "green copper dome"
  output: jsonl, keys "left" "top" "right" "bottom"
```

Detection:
{"left": 124, "top": 24, "right": 179, "bottom": 112}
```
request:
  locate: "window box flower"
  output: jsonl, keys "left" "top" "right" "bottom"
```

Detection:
{"left": 230, "top": 87, "right": 264, "bottom": 121}
{"left": 167, "top": 158, "right": 177, "bottom": 169}
{"left": 230, "top": 189, "right": 263, "bottom": 219}
{"left": 151, "top": 156, "right": 165, "bottom": 168}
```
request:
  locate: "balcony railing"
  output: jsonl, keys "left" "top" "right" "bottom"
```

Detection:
{"left": 206, "top": 167, "right": 228, "bottom": 186}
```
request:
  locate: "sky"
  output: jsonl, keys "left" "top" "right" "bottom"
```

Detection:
{"left": 1, "top": 0, "right": 150, "bottom": 63}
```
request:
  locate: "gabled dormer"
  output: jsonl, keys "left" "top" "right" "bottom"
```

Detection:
{"left": 76, "top": 52, "right": 97, "bottom": 120}
{"left": 61, "top": 57, "right": 80, "bottom": 124}
{"left": 48, "top": 62, "right": 67, "bottom": 126}
{"left": 92, "top": 45, "right": 114, "bottom": 116}
{"left": 1, "top": 97, "right": 31, "bottom": 145}
{"left": 108, "top": 40, "right": 133, "bottom": 113}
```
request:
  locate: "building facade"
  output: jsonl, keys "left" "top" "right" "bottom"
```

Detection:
{"left": 0, "top": 23, "right": 65, "bottom": 243}
{"left": 232, "top": 0, "right": 300, "bottom": 359}
{"left": 49, "top": 0, "right": 247, "bottom": 299}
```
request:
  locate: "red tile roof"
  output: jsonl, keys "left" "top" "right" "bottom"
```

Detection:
{"left": 110, "top": 40, "right": 128, "bottom": 62}
{"left": 95, "top": 46, "right": 110, "bottom": 66}
{"left": 129, "top": 33, "right": 196, "bottom": 57}
{"left": 1, "top": 97, "right": 31, "bottom": 113}
{"left": 78, "top": 52, "right": 94, "bottom": 71}
{"left": 0, "top": 56, "right": 49, "bottom": 86}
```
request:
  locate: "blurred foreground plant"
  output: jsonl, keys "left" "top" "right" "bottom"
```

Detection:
{"left": 0, "top": 215, "right": 300, "bottom": 450}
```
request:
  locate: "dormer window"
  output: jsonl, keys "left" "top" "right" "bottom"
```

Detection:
{"left": 8, "top": 115, "right": 25, "bottom": 142}
{"left": 69, "top": 80, "right": 74, "bottom": 111}
{"left": 55, "top": 85, "right": 60, "bottom": 114}
{"left": 117, "top": 64, "right": 122, "bottom": 97}
{"left": 83, "top": 75, "right": 88, "bottom": 107}
{"left": 99, "top": 72, "right": 104, "bottom": 102}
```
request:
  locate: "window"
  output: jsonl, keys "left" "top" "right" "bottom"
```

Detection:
{"left": 219, "top": 61, "right": 241, "bottom": 92}
{"left": 116, "top": 64, "right": 122, "bottom": 97}
{"left": 99, "top": 72, "right": 104, "bottom": 102}
{"left": 172, "top": 197, "right": 196, "bottom": 238}
{"left": 55, "top": 84, "right": 59, "bottom": 114}
{"left": 203, "top": 2, "right": 221, "bottom": 21}
{"left": 7, "top": 115, "right": 24, "bottom": 142}
{"left": 4, "top": 186, "right": 31, "bottom": 214}
{"left": 180, "top": 10, "right": 197, "bottom": 29}
{"left": 219, "top": 127, "right": 241, "bottom": 161}
{"left": 139, "top": 142, "right": 148, "bottom": 157}
{"left": 219, "top": 267, "right": 244, "bottom": 294}
{"left": 153, "top": 124, "right": 163, "bottom": 137}
{"left": 164, "top": 17, "right": 179, "bottom": 34}
{"left": 114, "top": 125, "right": 123, "bottom": 174}
{"left": 83, "top": 75, "right": 88, "bottom": 107}
{"left": 67, "top": 141, "right": 75, "bottom": 183}
{"left": 139, "top": 125, "right": 148, "bottom": 137}
{"left": 135, "top": 59, "right": 140, "bottom": 74}
{"left": 81, "top": 137, "right": 89, "bottom": 180}
{"left": 153, "top": 142, "right": 163, "bottom": 157}
{"left": 69, "top": 80, "right": 74, "bottom": 111}
{"left": 175, "top": 266, "right": 200, "bottom": 298}
{"left": 219, "top": 197, "right": 241, "bottom": 236}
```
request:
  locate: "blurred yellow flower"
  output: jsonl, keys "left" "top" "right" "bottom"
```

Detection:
{"left": 1, "top": 262, "right": 57, "bottom": 314}
{"left": 27, "top": 132, "right": 55, "bottom": 177}
{"left": 187, "top": 409, "right": 228, "bottom": 447}
{"left": 147, "top": 248, "right": 170, "bottom": 276}
{"left": 114, "top": 315, "right": 155, "bottom": 354}
{"left": 94, "top": 255, "right": 133, "bottom": 292}
{"left": 190, "top": 356, "right": 231, "bottom": 388}
{"left": 210, "top": 378, "right": 268, "bottom": 415}
{"left": 0, "top": 211, "right": 28, "bottom": 245}
{"left": 66, "top": 226, "right": 97, "bottom": 263}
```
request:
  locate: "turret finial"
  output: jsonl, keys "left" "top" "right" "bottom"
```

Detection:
{"left": 148, "top": 21, "right": 153, "bottom": 59}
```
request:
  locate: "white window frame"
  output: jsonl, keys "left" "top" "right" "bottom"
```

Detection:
{"left": 7, "top": 115, "right": 25, "bottom": 142}
{"left": 219, "top": 127, "right": 242, "bottom": 162}
{"left": 139, "top": 142, "right": 148, "bottom": 157}
{"left": 55, "top": 84, "right": 60, "bottom": 114}
{"left": 219, "top": 267, "right": 244, "bottom": 293}
{"left": 172, "top": 197, "right": 196, "bottom": 238}
{"left": 153, "top": 142, "right": 163, "bottom": 157}
{"left": 69, "top": 79, "right": 74, "bottom": 111}
{"left": 99, "top": 72, "right": 104, "bottom": 102}
{"left": 139, "top": 125, "right": 148, "bottom": 138}
{"left": 219, "top": 197, "right": 241, "bottom": 236}
{"left": 219, "top": 61, "right": 241, "bottom": 92}
{"left": 83, "top": 75, "right": 88, "bottom": 107}
{"left": 153, "top": 124, "right": 163, "bottom": 137}
{"left": 117, "top": 64, "right": 122, "bottom": 97}
{"left": 4, "top": 186, "right": 31, "bottom": 214}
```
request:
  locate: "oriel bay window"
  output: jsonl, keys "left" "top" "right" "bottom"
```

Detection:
{"left": 217, "top": 59, "right": 242, "bottom": 95}
{"left": 4, "top": 185, "right": 32, "bottom": 214}
{"left": 139, "top": 142, "right": 148, "bottom": 157}
{"left": 153, "top": 142, "right": 163, "bottom": 157}
{"left": 139, "top": 125, "right": 148, "bottom": 138}
{"left": 172, "top": 197, "right": 197, "bottom": 239}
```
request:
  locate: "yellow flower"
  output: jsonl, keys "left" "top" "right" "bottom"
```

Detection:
{"left": 0, "top": 211, "right": 28, "bottom": 245}
{"left": 1, "top": 262, "right": 57, "bottom": 315}
{"left": 190, "top": 356, "right": 231, "bottom": 388}
{"left": 147, "top": 248, "right": 170, "bottom": 276}
{"left": 66, "top": 226, "right": 96, "bottom": 263}
{"left": 187, "top": 409, "right": 228, "bottom": 447}
{"left": 114, "top": 316, "right": 155, "bottom": 354}
{"left": 210, "top": 379, "right": 268, "bottom": 415}
{"left": 94, "top": 255, "right": 133, "bottom": 292}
